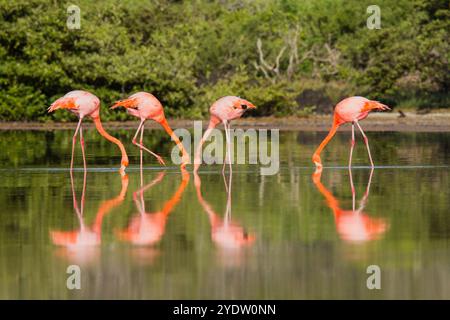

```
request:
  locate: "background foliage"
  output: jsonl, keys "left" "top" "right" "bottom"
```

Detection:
{"left": 0, "top": 0, "right": 448, "bottom": 121}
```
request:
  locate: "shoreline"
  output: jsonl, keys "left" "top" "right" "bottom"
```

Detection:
{"left": 1, "top": 112, "right": 449, "bottom": 132}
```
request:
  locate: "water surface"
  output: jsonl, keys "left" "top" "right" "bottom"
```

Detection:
{"left": 0, "top": 129, "right": 448, "bottom": 299}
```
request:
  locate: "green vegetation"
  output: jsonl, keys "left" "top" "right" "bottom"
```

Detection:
{"left": 0, "top": 0, "right": 448, "bottom": 121}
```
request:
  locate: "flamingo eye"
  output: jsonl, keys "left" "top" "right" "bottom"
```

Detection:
{"left": 241, "top": 104, "right": 248, "bottom": 110}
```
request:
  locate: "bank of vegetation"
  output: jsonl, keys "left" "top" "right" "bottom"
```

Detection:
{"left": 0, "top": 0, "right": 448, "bottom": 121}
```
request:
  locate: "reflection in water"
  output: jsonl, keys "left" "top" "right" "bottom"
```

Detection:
{"left": 50, "top": 170, "right": 129, "bottom": 263}
{"left": 194, "top": 171, "right": 255, "bottom": 264}
{"left": 116, "top": 168, "right": 189, "bottom": 246}
{"left": 1, "top": 131, "right": 448, "bottom": 299}
{"left": 312, "top": 168, "right": 389, "bottom": 242}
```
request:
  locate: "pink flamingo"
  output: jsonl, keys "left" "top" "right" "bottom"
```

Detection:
{"left": 48, "top": 90, "right": 129, "bottom": 174}
{"left": 110, "top": 92, "right": 190, "bottom": 168}
{"left": 193, "top": 96, "right": 256, "bottom": 173}
{"left": 312, "top": 96, "right": 390, "bottom": 171}
{"left": 312, "top": 168, "right": 388, "bottom": 242}
{"left": 115, "top": 169, "right": 189, "bottom": 246}
{"left": 194, "top": 171, "right": 255, "bottom": 249}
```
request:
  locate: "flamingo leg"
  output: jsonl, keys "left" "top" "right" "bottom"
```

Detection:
{"left": 222, "top": 121, "right": 228, "bottom": 174}
{"left": 79, "top": 125, "right": 87, "bottom": 172}
{"left": 222, "top": 120, "right": 233, "bottom": 174}
{"left": 132, "top": 120, "right": 166, "bottom": 166}
{"left": 348, "top": 167, "right": 356, "bottom": 211}
{"left": 139, "top": 125, "right": 145, "bottom": 213}
{"left": 70, "top": 117, "right": 83, "bottom": 171}
{"left": 194, "top": 118, "right": 220, "bottom": 172}
{"left": 139, "top": 122, "right": 144, "bottom": 182}
{"left": 348, "top": 123, "right": 355, "bottom": 169}
{"left": 355, "top": 121, "right": 374, "bottom": 168}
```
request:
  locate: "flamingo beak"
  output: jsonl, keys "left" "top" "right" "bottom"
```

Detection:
{"left": 241, "top": 101, "right": 256, "bottom": 110}
{"left": 247, "top": 102, "right": 256, "bottom": 109}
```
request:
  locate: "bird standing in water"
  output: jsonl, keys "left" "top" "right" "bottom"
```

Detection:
{"left": 111, "top": 92, "right": 190, "bottom": 168}
{"left": 312, "top": 96, "right": 390, "bottom": 171}
{"left": 193, "top": 96, "right": 256, "bottom": 173}
{"left": 48, "top": 90, "right": 129, "bottom": 174}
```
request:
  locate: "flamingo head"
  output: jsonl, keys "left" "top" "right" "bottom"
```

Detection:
{"left": 233, "top": 98, "right": 256, "bottom": 111}
{"left": 363, "top": 101, "right": 391, "bottom": 112}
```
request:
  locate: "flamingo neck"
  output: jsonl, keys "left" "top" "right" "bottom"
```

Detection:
{"left": 159, "top": 117, "right": 190, "bottom": 166}
{"left": 93, "top": 117, "right": 129, "bottom": 170}
{"left": 194, "top": 116, "right": 220, "bottom": 171}
{"left": 312, "top": 115, "right": 341, "bottom": 166}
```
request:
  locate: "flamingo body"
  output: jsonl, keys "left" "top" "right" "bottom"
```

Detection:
{"left": 334, "top": 96, "right": 370, "bottom": 123}
{"left": 210, "top": 96, "right": 252, "bottom": 122}
{"left": 111, "top": 92, "right": 189, "bottom": 167}
{"left": 64, "top": 90, "right": 101, "bottom": 119}
{"left": 119, "top": 92, "right": 165, "bottom": 122}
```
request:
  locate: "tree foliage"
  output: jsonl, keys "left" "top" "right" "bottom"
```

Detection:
{"left": 0, "top": 0, "right": 448, "bottom": 121}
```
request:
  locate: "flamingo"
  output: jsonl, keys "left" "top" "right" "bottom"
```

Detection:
{"left": 193, "top": 96, "right": 256, "bottom": 173}
{"left": 48, "top": 90, "right": 129, "bottom": 174}
{"left": 312, "top": 168, "right": 388, "bottom": 242}
{"left": 110, "top": 92, "right": 190, "bottom": 168}
{"left": 312, "top": 96, "right": 390, "bottom": 171}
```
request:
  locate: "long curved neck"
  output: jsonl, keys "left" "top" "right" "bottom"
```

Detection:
{"left": 312, "top": 115, "right": 341, "bottom": 164}
{"left": 194, "top": 116, "right": 220, "bottom": 172}
{"left": 159, "top": 117, "right": 190, "bottom": 166}
{"left": 93, "top": 117, "right": 129, "bottom": 169}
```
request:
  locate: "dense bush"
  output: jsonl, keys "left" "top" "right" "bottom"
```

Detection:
{"left": 0, "top": 0, "right": 448, "bottom": 121}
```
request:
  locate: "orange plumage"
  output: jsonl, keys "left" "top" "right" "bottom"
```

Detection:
{"left": 47, "top": 97, "right": 77, "bottom": 113}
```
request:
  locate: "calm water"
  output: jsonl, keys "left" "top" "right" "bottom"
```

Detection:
{"left": 0, "top": 129, "right": 449, "bottom": 299}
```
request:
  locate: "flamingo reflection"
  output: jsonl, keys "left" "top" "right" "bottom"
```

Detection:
{"left": 312, "top": 168, "right": 388, "bottom": 242}
{"left": 194, "top": 172, "right": 255, "bottom": 249}
{"left": 50, "top": 170, "right": 129, "bottom": 258}
{"left": 115, "top": 169, "right": 189, "bottom": 246}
